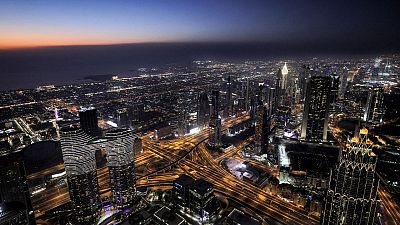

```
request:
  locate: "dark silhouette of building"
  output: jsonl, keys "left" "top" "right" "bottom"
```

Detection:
{"left": 255, "top": 99, "right": 269, "bottom": 154}
{"left": 0, "top": 153, "right": 35, "bottom": 225}
{"left": 116, "top": 108, "right": 130, "bottom": 128}
{"left": 321, "top": 128, "right": 379, "bottom": 225}
{"left": 197, "top": 92, "right": 210, "bottom": 129}
{"left": 209, "top": 91, "right": 222, "bottom": 148}
{"left": 79, "top": 107, "right": 99, "bottom": 137}
{"left": 301, "top": 75, "right": 332, "bottom": 142}
{"left": 224, "top": 75, "right": 233, "bottom": 118}
{"left": 363, "top": 86, "right": 384, "bottom": 124}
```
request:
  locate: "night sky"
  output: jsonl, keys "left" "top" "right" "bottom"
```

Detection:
{"left": 0, "top": 0, "right": 399, "bottom": 50}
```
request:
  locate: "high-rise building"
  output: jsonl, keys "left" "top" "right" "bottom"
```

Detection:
{"left": 321, "top": 128, "right": 379, "bottom": 225}
{"left": 197, "top": 92, "right": 210, "bottom": 129}
{"left": 128, "top": 103, "right": 144, "bottom": 123}
{"left": 105, "top": 129, "right": 136, "bottom": 209}
{"left": 254, "top": 99, "right": 269, "bottom": 153}
{"left": 363, "top": 86, "right": 384, "bottom": 124}
{"left": 209, "top": 91, "right": 222, "bottom": 148}
{"left": 301, "top": 75, "right": 332, "bottom": 142}
{"left": 275, "top": 63, "right": 289, "bottom": 106}
{"left": 225, "top": 75, "right": 233, "bottom": 118}
{"left": 330, "top": 74, "right": 340, "bottom": 104}
{"left": 60, "top": 127, "right": 100, "bottom": 223}
{"left": 0, "top": 153, "right": 35, "bottom": 225}
{"left": 299, "top": 65, "right": 312, "bottom": 101}
{"left": 79, "top": 107, "right": 100, "bottom": 137}
{"left": 262, "top": 83, "right": 276, "bottom": 117}
{"left": 116, "top": 108, "right": 130, "bottom": 128}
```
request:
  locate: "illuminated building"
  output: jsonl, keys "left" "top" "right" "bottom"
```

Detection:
{"left": 197, "top": 92, "right": 210, "bottom": 129}
{"left": 79, "top": 107, "right": 100, "bottom": 137}
{"left": 128, "top": 103, "right": 144, "bottom": 123}
{"left": 321, "top": 129, "right": 379, "bottom": 225}
{"left": 209, "top": 90, "right": 222, "bottom": 149}
{"left": 105, "top": 129, "right": 136, "bottom": 209}
{"left": 0, "top": 153, "right": 35, "bottom": 225}
{"left": 60, "top": 127, "right": 100, "bottom": 223}
{"left": 116, "top": 108, "right": 130, "bottom": 128}
{"left": 363, "top": 86, "right": 384, "bottom": 124}
{"left": 300, "top": 75, "right": 331, "bottom": 142}
{"left": 330, "top": 74, "right": 340, "bottom": 104}
{"left": 276, "top": 63, "right": 289, "bottom": 106}
{"left": 172, "top": 175, "right": 219, "bottom": 221}
{"left": 262, "top": 82, "right": 276, "bottom": 117}
{"left": 225, "top": 75, "right": 233, "bottom": 118}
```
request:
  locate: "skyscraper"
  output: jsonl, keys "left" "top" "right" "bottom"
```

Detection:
{"left": 116, "top": 108, "right": 130, "bottom": 128}
{"left": 0, "top": 153, "right": 35, "bottom": 225}
{"left": 301, "top": 75, "right": 332, "bottom": 142}
{"left": 197, "top": 92, "right": 210, "bottom": 129}
{"left": 105, "top": 129, "right": 136, "bottom": 209}
{"left": 254, "top": 99, "right": 269, "bottom": 153}
{"left": 225, "top": 75, "right": 233, "bottom": 118}
{"left": 60, "top": 127, "right": 100, "bottom": 223}
{"left": 363, "top": 86, "right": 384, "bottom": 124}
{"left": 321, "top": 128, "right": 379, "bottom": 225}
{"left": 209, "top": 91, "right": 222, "bottom": 149}
{"left": 330, "top": 74, "right": 340, "bottom": 104}
{"left": 79, "top": 107, "right": 100, "bottom": 137}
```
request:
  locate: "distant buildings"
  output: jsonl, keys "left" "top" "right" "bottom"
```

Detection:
{"left": 209, "top": 91, "right": 222, "bottom": 149}
{"left": 79, "top": 107, "right": 100, "bottom": 137}
{"left": 105, "top": 128, "right": 136, "bottom": 209}
{"left": 301, "top": 75, "right": 332, "bottom": 142}
{"left": 363, "top": 86, "right": 384, "bottom": 124}
{"left": 60, "top": 127, "right": 100, "bottom": 223}
{"left": 321, "top": 128, "right": 379, "bottom": 225}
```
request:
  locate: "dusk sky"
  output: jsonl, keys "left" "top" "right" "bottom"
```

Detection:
{"left": 1, "top": 0, "right": 399, "bottom": 50}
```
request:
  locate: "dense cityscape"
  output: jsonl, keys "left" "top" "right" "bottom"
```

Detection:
{"left": 1, "top": 55, "right": 400, "bottom": 225}
{"left": 2, "top": 0, "right": 400, "bottom": 225}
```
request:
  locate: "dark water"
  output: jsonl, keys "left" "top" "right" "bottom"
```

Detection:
{"left": 0, "top": 42, "right": 386, "bottom": 91}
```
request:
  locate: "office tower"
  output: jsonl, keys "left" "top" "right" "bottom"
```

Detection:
{"left": 262, "top": 82, "right": 276, "bottom": 117}
{"left": 79, "top": 107, "right": 99, "bottom": 137}
{"left": 177, "top": 110, "right": 187, "bottom": 137}
{"left": 299, "top": 65, "right": 312, "bottom": 101}
{"left": 172, "top": 175, "right": 219, "bottom": 221}
{"left": 209, "top": 91, "right": 222, "bottom": 148}
{"left": 321, "top": 129, "right": 379, "bottom": 225}
{"left": 363, "top": 86, "right": 384, "bottom": 124}
{"left": 128, "top": 103, "right": 144, "bottom": 123}
{"left": 189, "top": 179, "right": 218, "bottom": 221}
{"left": 116, "top": 108, "right": 129, "bottom": 128}
{"left": 301, "top": 75, "right": 332, "bottom": 142}
{"left": 245, "top": 79, "right": 250, "bottom": 111}
{"left": 197, "top": 92, "right": 210, "bottom": 129}
{"left": 330, "top": 74, "right": 340, "bottom": 103}
{"left": 281, "top": 62, "right": 289, "bottom": 90}
{"left": 105, "top": 129, "right": 136, "bottom": 209}
{"left": 60, "top": 127, "right": 100, "bottom": 223}
{"left": 225, "top": 75, "right": 233, "bottom": 118}
{"left": 254, "top": 99, "right": 269, "bottom": 153}
{"left": 0, "top": 153, "right": 35, "bottom": 225}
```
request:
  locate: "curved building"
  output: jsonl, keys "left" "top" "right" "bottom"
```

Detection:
{"left": 105, "top": 129, "right": 136, "bottom": 209}
{"left": 60, "top": 127, "right": 100, "bottom": 224}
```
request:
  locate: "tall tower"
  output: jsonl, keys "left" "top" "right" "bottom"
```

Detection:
{"left": 79, "top": 107, "right": 100, "bottom": 137}
{"left": 225, "top": 75, "right": 233, "bottom": 118}
{"left": 301, "top": 75, "right": 331, "bottom": 142}
{"left": 116, "top": 108, "right": 129, "bottom": 128}
{"left": 363, "top": 86, "right": 384, "bottom": 124}
{"left": 197, "top": 92, "right": 210, "bottom": 129}
{"left": 254, "top": 99, "right": 269, "bottom": 154}
{"left": 60, "top": 127, "right": 100, "bottom": 223}
{"left": 105, "top": 129, "right": 136, "bottom": 209}
{"left": 321, "top": 128, "right": 379, "bottom": 225}
{"left": 209, "top": 91, "right": 222, "bottom": 148}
